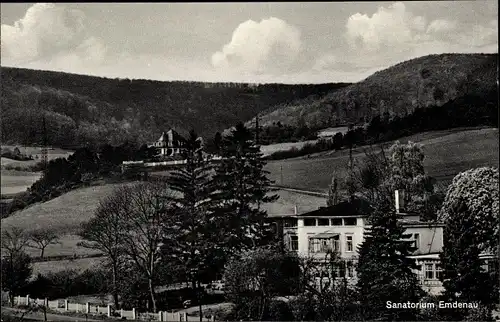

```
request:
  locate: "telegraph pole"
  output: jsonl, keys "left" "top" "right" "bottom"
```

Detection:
{"left": 254, "top": 113, "right": 260, "bottom": 146}
{"left": 41, "top": 115, "right": 48, "bottom": 170}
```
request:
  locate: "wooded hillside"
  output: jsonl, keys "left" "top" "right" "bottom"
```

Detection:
{"left": 0, "top": 67, "right": 350, "bottom": 149}
{"left": 255, "top": 53, "right": 498, "bottom": 128}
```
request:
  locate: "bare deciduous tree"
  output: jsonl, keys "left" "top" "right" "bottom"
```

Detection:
{"left": 1, "top": 227, "right": 30, "bottom": 257}
{"left": 78, "top": 186, "right": 131, "bottom": 310}
{"left": 1, "top": 227, "right": 32, "bottom": 307}
{"left": 29, "top": 229, "right": 59, "bottom": 259}
{"left": 120, "top": 181, "right": 175, "bottom": 313}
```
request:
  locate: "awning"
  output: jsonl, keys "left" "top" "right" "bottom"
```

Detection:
{"left": 312, "top": 232, "right": 340, "bottom": 239}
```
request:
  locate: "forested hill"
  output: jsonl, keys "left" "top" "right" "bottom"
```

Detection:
{"left": 0, "top": 67, "right": 350, "bottom": 149}
{"left": 255, "top": 53, "right": 498, "bottom": 128}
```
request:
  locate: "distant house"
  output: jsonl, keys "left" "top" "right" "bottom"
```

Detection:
{"left": 317, "top": 126, "right": 349, "bottom": 139}
{"left": 149, "top": 129, "right": 187, "bottom": 158}
{"left": 267, "top": 190, "right": 497, "bottom": 295}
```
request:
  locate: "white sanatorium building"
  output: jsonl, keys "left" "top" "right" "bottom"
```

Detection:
{"left": 267, "top": 190, "right": 497, "bottom": 295}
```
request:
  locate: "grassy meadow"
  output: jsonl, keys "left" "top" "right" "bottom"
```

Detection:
{"left": 1, "top": 183, "right": 139, "bottom": 260}
{"left": 1, "top": 145, "right": 74, "bottom": 196}
{"left": 1, "top": 145, "right": 74, "bottom": 161}
{"left": 265, "top": 127, "right": 499, "bottom": 192}
{"left": 0, "top": 169, "right": 42, "bottom": 196}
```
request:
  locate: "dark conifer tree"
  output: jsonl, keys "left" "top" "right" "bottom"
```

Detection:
{"left": 213, "top": 122, "right": 278, "bottom": 256}
{"left": 356, "top": 196, "right": 423, "bottom": 321}
{"left": 166, "top": 129, "right": 222, "bottom": 316}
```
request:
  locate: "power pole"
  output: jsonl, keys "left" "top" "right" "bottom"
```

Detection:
{"left": 254, "top": 113, "right": 260, "bottom": 146}
{"left": 280, "top": 164, "right": 283, "bottom": 186}
{"left": 41, "top": 115, "right": 48, "bottom": 170}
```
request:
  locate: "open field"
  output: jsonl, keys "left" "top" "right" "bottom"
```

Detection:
{"left": 1, "top": 145, "right": 74, "bottom": 160}
{"left": 0, "top": 169, "right": 42, "bottom": 195}
{"left": 260, "top": 140, "right": 317, "bottom": 156}
{"left": 265, "top": 127, "right": 499, "bottom": 192}
{"left": 1, "top": 182, "right": 139, "bottom": 259}
{"left": 24, "top": 234, "right": 103, "bottom": 258}
{"left": 1, "top": 183, "right": 137, "bottom": 233}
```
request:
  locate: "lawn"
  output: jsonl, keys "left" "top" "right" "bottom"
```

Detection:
{"left": 265, "top": 127, "right": 499, "bottom": 193}
{"left": 0, "top": 169, "right": 42, "bottom": 196}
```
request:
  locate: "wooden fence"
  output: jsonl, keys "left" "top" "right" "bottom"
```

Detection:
{"left": 12, "top": 294, "right": 215, "bottom": 321}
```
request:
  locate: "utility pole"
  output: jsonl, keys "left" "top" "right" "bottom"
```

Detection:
{"left": 280, "top": 164, "right": 283, "bottom": 186}
{"left": 41, "top": 115, "right": 48, "bottom": 170}
{"left": 254, "top": 113, "right": 260, "bottom": 146}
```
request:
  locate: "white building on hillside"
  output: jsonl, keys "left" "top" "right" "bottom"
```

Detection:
{"left": 268, "top": 190, "right": 496, "bottom": 295}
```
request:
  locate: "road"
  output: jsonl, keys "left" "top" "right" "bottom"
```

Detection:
{"left": 1, "top": 307, "right": 102, "bottom": 321}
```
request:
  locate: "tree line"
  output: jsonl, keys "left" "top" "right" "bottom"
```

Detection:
{"left": 1, "top": 67, "right": 350, "bottom": 149}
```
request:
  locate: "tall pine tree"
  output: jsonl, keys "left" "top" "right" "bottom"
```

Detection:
{"left": 166, "top": 130, "right": 222, "bottom": 316}
{"left": 356, "top": 196, "right": 423, "bottom": 321}
{"left": 213, "top": 122, "right": 278, "bottom": 256}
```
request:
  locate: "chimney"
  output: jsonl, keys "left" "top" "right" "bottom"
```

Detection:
{"left": 395, "top": 190, "right": 405, "bottom": 213}
{"left": 294, "top": 205, "right": 298, "bottom": 215}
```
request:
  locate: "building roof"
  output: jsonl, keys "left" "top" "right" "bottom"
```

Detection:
{"left": 297, "top": 198, "right": 373, "bottom": 218}
{"left": 400, "top": 219, "right": 445, "bottom": 227}
{"left": 158, "top": 132, "right": 168, "bottom": 142}
{"left": 157, "top": 129, "right": 186, "bottom": 143}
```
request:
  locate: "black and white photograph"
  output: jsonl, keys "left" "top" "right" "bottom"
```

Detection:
{"left": 0, "top": 2, "right": 498, "bottom": 321}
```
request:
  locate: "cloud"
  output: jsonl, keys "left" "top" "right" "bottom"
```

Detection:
{"left": 211, "top": 17, "right": 302, "bottom": 75}
{"left": 1, "top": 3, "right": 496, "bottom": 85}
{"left": 1, "top": 3, "right": 107, "bottom": 66}
{"left": 312, "top": 54, "right": 337, "bottom": 72}
{"left": 342, "top": 2, "right": 498, "bottom": 70}
{"left": 346, "top": 2, "right": 425, "bottom": 52}
{"left": 426, "top": 19, "right": 458, "bottom": 34}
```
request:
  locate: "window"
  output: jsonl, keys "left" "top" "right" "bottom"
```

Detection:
{"left": 331, "top": 218, "right": 342, "bottom": 226}
{"left": 309, "top": 237, "right": 339, "bottom": 253}
{"left": 284, "top": 218, "right": 297, "bottom": 227}
{"left": 337, "top": 262, "right": 346, "bottom": 278}
{"left": 309, "top": 238, "right": 320, "bottom": 253}
{"left": 318, "top": 218, "right": 330, "bottom": 226}
{"left": 320, "top": 239, "right": 332, "bottom": 252}
{"left": 344, "top": 218, "right": 357, "bottom": 226}
{"left": 345, "top": 235, "right": 354, "bottom": 252}
{"left": 304, "top": 218, "right": 316, "bottom": 226}
{"left": 333, "top": 235, "right": 340, "bottom": 252}
{"left": 346, "top": 260, "right": 355, "bottom": 278}
{"left": 290, "top": 236, "right": 298, "bottom": 251}
{"left": 487, "top": 259, "right": 498, "bottom": 273}
{"left": 435, "top": 263, "right": 443, "bottom": 280}
{"left": 424, "top": 263, "right": 434, "bottom": 279}
{"left": 413, "top": 233, "right": 420, "bottom": 249}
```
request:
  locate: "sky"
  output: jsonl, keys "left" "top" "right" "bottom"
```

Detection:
{"left": 1, "top": 2, "right": 498, "bottom": 84}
